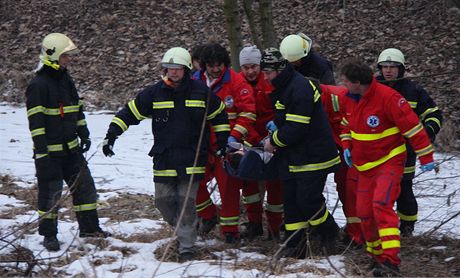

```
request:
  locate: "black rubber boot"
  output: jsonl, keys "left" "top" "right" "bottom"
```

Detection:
{"left": 373, "top": 260, "right": 401, "bottom": 277}
{"left": 400, "top": 220, "right": 415, "bottom": 237}
{"left": 76, "top": 210, "right": 110, "bottom": 238}
{"left": 43, "top": 235, "right": 60, "bottom": 251}
{"left": 198, "top": 216, "right": 218, "bottom": 234}
{"left": 241, "top": 222, "right": 263, "bottom": 241}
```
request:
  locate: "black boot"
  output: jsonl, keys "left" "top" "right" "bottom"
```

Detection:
{"left": 224, "top": 232, "right": 239, "bottom": 244}
{"left": 373, "top": 261, "right": 401, "bottom": 277}
{"left": 43, "top": 235, "right": 60, "bottom": 251}
{"left": 400, "top": 220, "right": 415, "bottom": 237}
{"left": 76, "top": 210, "right": 110, "bottom": 238}
{"left": 198, "top": 216, "right": 218, "bottom": 234}
{"left": 241, "top": 222, "right": 263, "bottom": 240}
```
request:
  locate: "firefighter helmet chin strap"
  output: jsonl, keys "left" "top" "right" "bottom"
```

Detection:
{"left": 42, "top": 59, "right": 60, "bottom": 70}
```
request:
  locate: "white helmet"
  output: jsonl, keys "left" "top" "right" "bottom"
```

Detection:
{"left": 39, "top": 33, "right": 78, "bottom": 63}
{"left": 161, "top": 47, "right": 192, "bottom": 70}
{"left": 377, "top": 48, "right": 405, "bottom": 67}
{"left": 279, "top": 33, "right": 312, "bottom": 62}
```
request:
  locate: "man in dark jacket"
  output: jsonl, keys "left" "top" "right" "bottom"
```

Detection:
{"left": 261, "top": 48, "right": 341, "bottom": 258}
{"left": 25, "top": 33, "right": 110, "bottom": 252}
{"left": 376, "top": 48, "right": 442, "bottom": 236}
{"left": 279, "top": 33, "right": 336, "bottom": 85}
{"left": 102, "top": 47, "right": 229, "bottom": 261}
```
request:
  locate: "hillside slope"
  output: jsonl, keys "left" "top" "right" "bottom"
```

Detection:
{"left": 1, "top": 0, "right": 459, "bottom": 147}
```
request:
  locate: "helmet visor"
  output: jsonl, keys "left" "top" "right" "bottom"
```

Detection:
{"left": 162, "top": 63, "right": 184, "bottom": 69}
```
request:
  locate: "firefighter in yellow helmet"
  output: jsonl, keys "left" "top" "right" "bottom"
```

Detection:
{"left": 279, "top": 33, "right": 336, "bottom": 85}
{"left": 25, "top": 33, "right": 110, "bottom": 251}
{"left": 102, "top": 47, "right": 229, "bottom": 262}
{"left": 376, "top": 48, "right": 443, "bottom": 237}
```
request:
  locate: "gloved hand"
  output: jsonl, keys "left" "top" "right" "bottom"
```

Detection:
{"left": 34, "top": 156, "right": 59, "bottom": 181}
{"left": 216, "top": 147, "right": 226, "bottom": 159}
{"left": 266, "top": 121, "right": 277, "bottom": 134}
{"left": 420, "top": 162, "right": 435, "bottom": 172}
{"left": 80, "top": 138, "right": 91, "bottom": 153}
{"left": 102, "top": 133, "right": 117, "bottom": 157}
{"left": 343, "top": 148, "right": 353, "bottom": 168}
{"left": 227, "top": 136, "right": 238, "bottom": 144}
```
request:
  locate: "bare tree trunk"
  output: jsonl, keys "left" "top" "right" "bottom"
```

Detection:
{"left": 242, "top": 0, "right": 262, "bottom": 48}
{"left": 223, "top": 0, "right": 243, "bottom": 71}
{"left": 259, "top": 0, "right": 276, "bottom": 48}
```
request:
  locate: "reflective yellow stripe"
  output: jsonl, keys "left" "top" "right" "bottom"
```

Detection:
{"left": 128, "top": 100, "right": 147, "bottom": 121}
{"left": 48, "top": 143, "right": 63, "bottom": 152}
{"left": 286, "top": 113, "right": 311, "bottom": 124}
{"left": 31, "top": 128, "right": 46, "bottom": 137}
{"left": 403, "top": 123, "right": 424, "bottom": 139}
{"left": 424, "top": 117, "right": 441, "bottom": 128}
{"left": 379, "top": 227, "right": 400, "bottom": 237}
{"left": 285, "top": 221, "right": 308, "bottom": 231}
{"left": 239, "top": 112, "right": 256, "bottom": 121}
{"left": 414, "top": 144, "right": 434, "bottom": 157}
{"left": 355, "top": 144, "right": 406, "bottom": 171}
{"left": 275, "top": 100, "right": 285, "bottom": 110}
{"left": 186, "top": 167, "right": 205, "bottom": 174}
{"left": 242, "top": 193, "right": 261, "bottom": 204}
{"left": 233, "top": 124, "right": 248, "bottom": 136}
{"left": 77, "top": 119, "right": 87, "bottom": 126}
{"left": 38, "top": 210, "right": 57, "bottom": 219}
{"left": 420, "top": 107, "right": 439, "bottom": 120}
{"left": 196, "top": 198, "right": 212, "bottom": 212}
{"left": 397, "top": 211, "right": 417, "bottom": 221}
{"left": 153, "top": 169, "right": 178, "bottom": 177}
{"left": 347, "top": 217, "right": 361, "bottom": 224}
{"left": 309, "top": 209, "right": 328, "bottom": 226}
{"left": 366, "top": 239, "right": 382, "bottom": 248}
{"left": 289, "top": 156, "right": 341, "bottom": 172}
{"left": 309, "top": 80, "right": 321, "bottom": 103}
{"left": 408, "top": 101, "right": 417, "bottom": 109}
{"left": 73, "top": 203, "right": 97, "bottom": 212}
{"left": 207, "top": 102, "right": 226, "bottom": 120}
{"left": 340, "top": 133, "right": 352, "bottom": 141}
{"left": 227, "top": 112, "right": 237, "bottom": 119}
{"left": 404, "top": 166, "right": 416, "bottom": 174}
{"left": 272, "top": 130, "right": 287, "bottom": 147}
{"left": 112, "top": 116, "right": 128, "bottom": 132}
{"left": 331, "top": 94, "right": 340, "bottom": 112}
{"left": 27, "top": 106, "right": 45, "bottom": 117}
{"left": 213, "top": 124, "right": 231, "bottom": 132}
{"left": 341, "top": 118, "right": 349, "bottom": 126}
{"left": 152, "top": 101, "right": 174, "bottom": 109}
{"left": 351, "top": 127, "right": 400, "bottom": 141}
{"left": 243, "top": 140, "right": 252, "bottom": 147}
{"left": 381, "top": 240, "right": 400, "bottom": 250}
{"left": 67, "top": 138, "right": 79, "bottom": 150}
{"left": 35, "top": 153, "right": 48, "bottom": 159}
{"left": 185, "top": 100, "right": 206, "bottom": 108}
{"left": 220, "top": 216, "right": 239, "bottom": 226}
{"left": 266, "top": 203, "right": 283, "bottom": 213}
{"left": 43, "top": 105, "right": 80, "bottom": 115}
{"left": 366, "top": 246, "right": 383, "bottom": 255}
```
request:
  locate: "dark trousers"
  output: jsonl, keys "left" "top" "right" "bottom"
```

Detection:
{"left": 36, "top": 152, "right": 99, "bottom": 236}
{"left": 283, "top": 174, "right": 338, "bottom": 247}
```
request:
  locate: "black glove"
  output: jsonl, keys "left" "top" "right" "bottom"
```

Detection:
{"left": 102, "top": 133, "right": 117, "bottom": 157}
{"left": 34, "top": 156, "right": 59, "bottom": 181}
{"left": 80, "top": 138, "right": 91, "bottom": 153}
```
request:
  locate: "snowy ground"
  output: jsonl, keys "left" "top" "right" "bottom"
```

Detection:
{"left": 1, "top": 103, "right": 459, "bottom": 277}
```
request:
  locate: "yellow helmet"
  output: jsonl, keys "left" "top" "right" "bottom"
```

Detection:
{"left": 279, "top": 33, "right": 312, "bottom": 62}
{"left": 161, "top": 47, "right": 192, "bottom": 70}
{"left": 39, "top": 33, "right": 78, "bottom": 63}
{"left": 377, "top": 48, "right": 405, "bottom": 67}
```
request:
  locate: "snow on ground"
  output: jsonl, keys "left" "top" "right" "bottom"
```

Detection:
{"left": 1, "top": 104, "right": 459, "bottom": 277}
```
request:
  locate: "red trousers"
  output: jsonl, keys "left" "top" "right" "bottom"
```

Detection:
{"left": 195, "top": 153, "right": 262, "bottom": 234}
{"left": 356, "top": 161, "right": 403, "bottom": 266}
{"left": 336, "top": 165, "right": 364, "bottom": 244}
{"left": 260, "top": 180, "right": 283, "bottom": 234}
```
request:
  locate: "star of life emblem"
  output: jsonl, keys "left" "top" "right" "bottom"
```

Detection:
{"left": 224, "top": 95, "right": 234, "bottom": 108}
{"left": 367, "top": 115, "right": 380, "bottom": 128}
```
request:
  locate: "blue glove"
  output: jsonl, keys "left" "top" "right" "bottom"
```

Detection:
{"left": 420, "top": 162, "right": 435, "bottom": 172}
{"left": 343, "top": 148, "right": 352, "bottom": 168}
{"left": 227, "top": 136, "right": 238, "bottom": 144}
{"left": 266, "top": 121, "right": 277, "bottom": 134}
